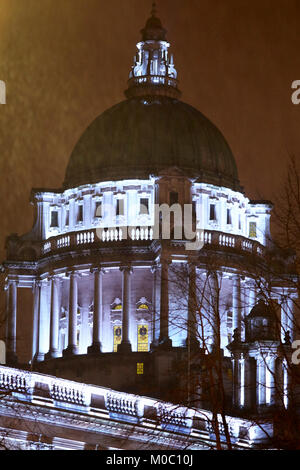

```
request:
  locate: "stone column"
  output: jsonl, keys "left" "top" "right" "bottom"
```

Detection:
{"left": 32, "top": 279, "right": 41, "bottom": 361}
{"left": 118, "top": 266, "right": 132, "bottom": 353}
{"left": 257, "top": 357, "right": 266, "bottom": 407}
{"left": 46, "top": 276, "right": 60, "bottom": 359}
{"left": 6, "top": 280, "right": 18, "bottom": 364}
{"left": 244, "top": 357, "right": 253, "bottom": 410}
{"left": 63, "top": 272, "right": 79, "bottom": 357}
{"left": 150, "top": 264, "right": 159, "bottom": 349}
{"left": 232, "top": 354, "right": 241, "bottom": 408}
{"left": 282, "top": 359, "right": 292, "bottom": 409}
{"left": 280, "top": 295, "right": 288, "bottom": 342}
{"left": 209, "top": 272, "right": 220, "bottom": 351}
{"left": 267, "top": 355, "right": 277, "bottom": 406}
{"left": 158, "top": 257, "right": 172, "bottom": 348}
{"left": 187, "top": 263, "right": 199, "bottom": 349}
{"left": 286, "top": 297, "right": 295, "bottom": 342}
{"left": 88, "top": 268, "right": 103, "bottom": 354}
{"left": 232, "top": 275, "right": 242, "bottom": 341}
{"left": 247, "top": 280, "right": 256, "bottom": 314}
{"left": 34, "top": 280, "right": 47, "bottom": 363}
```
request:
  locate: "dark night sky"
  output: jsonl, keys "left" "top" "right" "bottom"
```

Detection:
{"left": 0, "top": 0, "right": 300, "bottom": 266}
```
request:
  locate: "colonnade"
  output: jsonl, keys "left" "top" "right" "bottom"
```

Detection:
{"left": 4, "top": 269, "right": 296, "bottom": 374}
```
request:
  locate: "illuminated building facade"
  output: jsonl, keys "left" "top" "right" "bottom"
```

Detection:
{"left": 1, "top": 5, "right": 298, "bottom": 449}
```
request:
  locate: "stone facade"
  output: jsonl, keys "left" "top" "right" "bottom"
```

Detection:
{"left": 1, "top": 5, "right": 299, "bottom": 449}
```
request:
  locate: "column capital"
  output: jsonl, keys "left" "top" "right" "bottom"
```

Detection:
{"left": 160, "top": 256, "right": 172, "bottom": 266}
{"left": 66, "top": 270, "right": 80, "bottom": 279}
{"left": 90, "top": 266, "right": 105, "bottom": 275}
{"left": 187, "top": 261, "right": 197, "bottom": 274}
{"left": 207, "top": 270, "right": 220, "bottom": 284}
{"left": 151, "top": 263, "right": 160, "bottom": 274}
{"left": 32, "top": 278, "right": 43, "bottom": 290}
{"left": 47, "top": 274, "right": 63, "bottom": 285}
{"left": 120, "top": 265, "right": 133, "bottom": 274}
{"left": 6, "top": 277, "right": 19, "bottom": 287}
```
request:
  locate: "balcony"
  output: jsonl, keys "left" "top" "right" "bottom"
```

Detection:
{"left": 40, "top": 226, "right": 264, "bottom": 258}
{"left": 125, "top": 74, "right": 181, "bottom": 99}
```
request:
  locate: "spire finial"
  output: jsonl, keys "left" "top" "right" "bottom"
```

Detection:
{"left": 151, "top": 2, "right": 157, "bottom": 17}
{"left": 125, "top": 2, "right": 181, "bottom": 100}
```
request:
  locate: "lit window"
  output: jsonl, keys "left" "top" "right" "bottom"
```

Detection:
{"left": 113, "top": 325, "right": 122, "bottom": 352}
{"left": 77, "top": 205, "right": 83, "bottom": 223}
{"left": 170, "top": 191, "right": 179, "bottom": 206}
{"left": 249, "top": 222, "right": 257, "bottom": 238}
{"left": 116, "top": 199, "right": 124, "bottom": 216}
{"left": 137, "top": 325, "right": 149, "bottom": 352}
{"left": 50, "top": 211, "right": 59, "bottom": 228}
{"left": 113, "top": 304, "right": 122, "bottom": 310}
{"left": 227, "top": 208, "right": 232, "bottom": 225}
{"left": 138, "top": 304, "right": 149, "bottom": 310}
{"left": 140, "top": 198, "right": 149, "bottom": 215}
{"left": 137, "top": 363, "right": 144, "bottom": 375}
{"left": 209, "top": 204, "right": 216, "bottom": 221}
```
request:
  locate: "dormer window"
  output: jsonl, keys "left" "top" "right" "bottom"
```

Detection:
{"left": 140, "top": 198, "right": 149, "bottom": 215}
{"left": 227, "top": 208, "right": 232, "bottom": 225}
{"left": 116, "top": 199, "right": 124, "bottom": 216}
{"left": 209, "top": 204, "right": 216, "bottom": 221}
{"left": 50, "top": 210, "right": 59, "bottom": 228}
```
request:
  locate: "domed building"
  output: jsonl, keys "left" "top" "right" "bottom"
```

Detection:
{"left": 0, "top": 4, "right": 298, "bottom": 450}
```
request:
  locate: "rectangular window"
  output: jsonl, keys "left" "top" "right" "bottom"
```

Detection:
{"left": 238, "top": 215, "right": 241, "bottom": 231}
{"left": 137, "top": 363, "right": 144, "bottom": 375}
{"left": 209, "top": 204, "right": 216, "bottom": 221}
{"left": 227, "top": 208, "right": 232, "bottom": 225}
{"left": 113, "top": 325, "right": 122, "bottom": 352}
{"left": 50, "top": 210, "right": 59, "bottom": 228}
{"left": 140, "top": 198, "right": 149, "bottom": 215}
{"left": 65, "top": 209, "right": 69, "bottom": 227}
{"left": 77, "top": 205, "right": 83, "bottom": 223}
{"left": 116, "top": 199, "right": 125, "bottom": 216}
{"left": 249, "top": 221, "right": 257, "bottom": 238}
{"left": 137, "top": 324, "right": 149, "bottom": 352}
{"left": 192, "top": 200, "right": 197, "bottom": 217}
{"left": 95, "top": 201, "right": 102, "bottom": 218}
{"left": 170, "top": 191, "right": 179, "bottom": 206}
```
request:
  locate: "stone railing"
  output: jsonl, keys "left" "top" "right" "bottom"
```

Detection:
{"left": 0, "top": 367, "right": 34, "bottom": 398}
{"left": 41, "top": 226, "right": 264, "bottom": 258}
{"left": 42, "top": 226, "right": 154, "bottom": 256}
{"left": 156, "top": 403, "right": 194, "bottom": 434}
{"left": 128, "top": 74, "right": 179, "bottom": 89}
{"left": 50, "top": 380, "right": 91, "bottom": 410}
{"left": 0, "top": 366, "right": 271, "bottom": 446}
{"left": 105, "top": 391, "right": 144, "bottom": 424}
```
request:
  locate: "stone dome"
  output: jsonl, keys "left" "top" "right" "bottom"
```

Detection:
{"left": 63, "top": 96, "right": 241, "bottom": 191}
